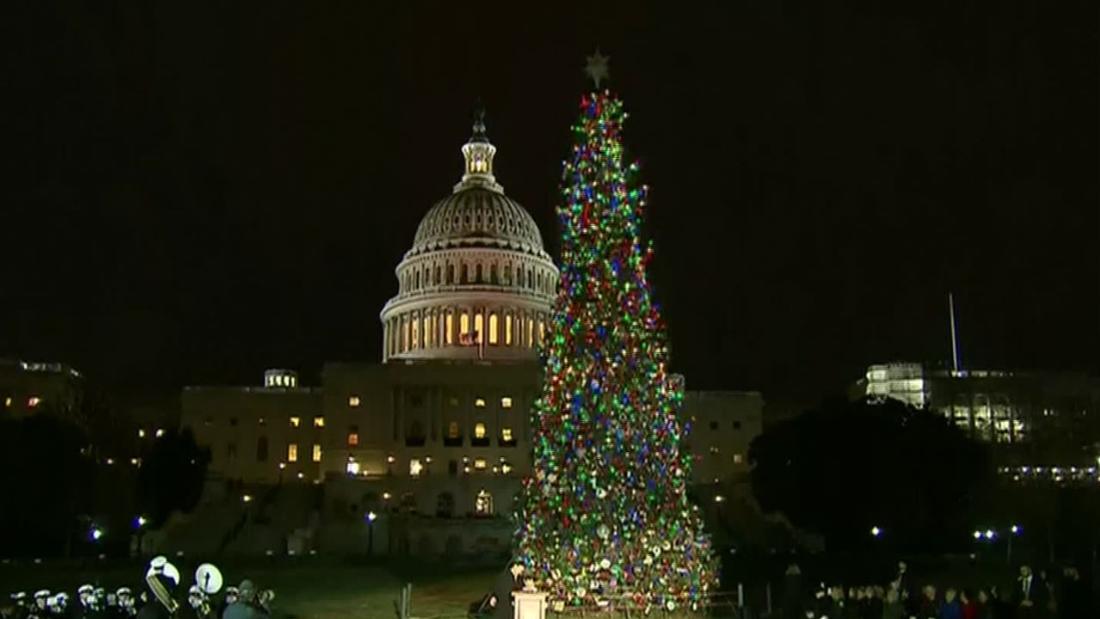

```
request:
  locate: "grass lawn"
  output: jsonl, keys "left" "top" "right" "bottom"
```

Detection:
{"left": 0, "top": 558, "right": 499, "bottom": 619}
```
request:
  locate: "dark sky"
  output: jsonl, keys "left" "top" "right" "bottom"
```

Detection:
{"left": 3, "top": 2, "right": 1097, "bottom": 410}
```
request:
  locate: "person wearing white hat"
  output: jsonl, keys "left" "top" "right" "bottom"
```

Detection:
{"left": 47, "top": 592, "right": 69, "bottom": 617}
{"left": 75, "top": 584, "right": 96, "bottom": 618}
{"left": 116, "top": 588, "right": 137, "bottom": 618}
{"left": 28, "top": 590, "right": 50, "bottom": 619}
{"left": 93, "top": 587, "right": 107, "bottom": 616}
{"left": 9, "top": 591, "right": 29, "bottom": 619}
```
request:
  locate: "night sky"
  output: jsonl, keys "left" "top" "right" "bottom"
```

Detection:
{"left": 4, "top": 2, "right": 1097, "bottom": 410}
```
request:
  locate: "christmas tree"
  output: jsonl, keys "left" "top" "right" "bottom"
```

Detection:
{"left": 515, "top": 54, "right": 716, "bottom": 611}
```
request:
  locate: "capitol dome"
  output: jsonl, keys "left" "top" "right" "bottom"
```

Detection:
{"left": 380, "top": 110, "right": 559, "bottom": 362}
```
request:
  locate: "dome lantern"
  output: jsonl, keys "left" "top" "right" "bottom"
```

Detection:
{"left": 456, "top": 106, "right": 503, "bottom": 194}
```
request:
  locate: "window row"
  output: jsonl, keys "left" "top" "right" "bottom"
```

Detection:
{"left": 226, "top": 438, "right": 322, "bottom": 464}
{"left": 400, "top": 259, "right": 556, "bottom": 295}
{"left": 345, "top": 455, "right": 514, "bottom": 479}
{"left": 386, "top": 307, "right": 548, "bottom": 356}
{"left": 357, "top": 489, "right": 497, "bottom": 518}
{"left": 212, "top": 415, "right": 324, "bottom": 428}
{"left": 3, "top": 396, "right": 42, "bottom": 408}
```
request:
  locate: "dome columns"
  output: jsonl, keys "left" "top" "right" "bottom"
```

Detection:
{"left": 382, "top": 300, "right": 551, "bottom": 362}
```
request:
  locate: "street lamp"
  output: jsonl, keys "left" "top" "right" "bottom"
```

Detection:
{"left": 973, "top": 530, "right": 982, "bottom": 540}
{"left": 870, "top": 526, "right": 882, "bottom": 538}
{"left": 366, "top": 511, "right": 377, "bottom": 556}
{"left": 984, "top": 529, "right": 996, "bottom": 540}
{"left": 134, "top": 516, "right": 147, "bottom": 529}
{"left": 89, "top": 526, "right": 104, "bottom": 542}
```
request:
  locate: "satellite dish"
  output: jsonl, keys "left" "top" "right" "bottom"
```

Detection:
{"left": 195, "top": 564, "right": 224, "bottom": 595}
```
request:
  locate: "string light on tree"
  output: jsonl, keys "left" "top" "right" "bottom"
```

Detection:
{"left": 515, "top": 53, "right": 716, "bottom": 610}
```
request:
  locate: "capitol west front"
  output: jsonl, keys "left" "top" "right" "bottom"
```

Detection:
{"left": 179, "top": 115, "right": 762, "bottom": 556}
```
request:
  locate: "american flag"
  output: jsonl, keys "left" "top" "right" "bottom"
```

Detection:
{"left": 459, "top": 331, "right": 483, "bottom": 359}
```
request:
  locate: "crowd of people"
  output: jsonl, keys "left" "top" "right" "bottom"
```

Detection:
{"left": 1, "top": 557, "right": 274, "bottom": 619}
{"left": 784, "top": 561, "right": 1093, "bottom": 619}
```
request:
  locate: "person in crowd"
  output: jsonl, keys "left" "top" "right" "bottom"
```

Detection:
{"left": 938, "top": 588, "right": 962, "bottom": 619}
{"left": 958, "top": 589, "right": 977, "bottom": 619}
{"left": 115, "top": 588, "right": 137, "bottom": 619}
{"left": 973, "top": 590, "right": 994, "bottom": 619}
{"left": 916, "top": 585, "right": 938, "bottom": 619}
{"left": 882, "top": 586, "right": 905, "bottom": 619}
{"left": 93, "top": 588, "right": 108, "bottom": 619}
{"left": 892, "top": 561, "right": 914, "bottom": 616}
{"left": 75, "top": 585, "right": 96, "bottom": 619}
{"left": 47, "top": 593, "right": 69, "bottom": 618}
{"left": 1055, "top": 566, "right": 1089, "bottom": 619}
{"left": 28, "top": 591, "right": 50, "bottom": 619}
{"left": 860, "top": 586, "right": 882, "bottom": 619}
{"left": 782, "top": 562, "right": 804, "bottom": 619}
{"left": 222, "top": 581, "right": 268, "bottom": 619}
{"left": 7, "top": 592, "right": 29, "bottom": 619}
{"left": 216, "top": 587, "right": 238, "bottom": 619}
{"left": 1014, "top": 565, "right": 1049, "bottom": 618}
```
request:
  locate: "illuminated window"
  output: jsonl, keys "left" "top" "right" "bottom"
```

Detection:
{"left": 475, "top": 489, "right": 493, "bottom": 516}
{"left": 501, "top": 397, "right": 513, "bottom": 409}
{"left": 290, "top": 416, "right": 301, "bottom": 428}
{"left": 409, "top": 459, "right": 423, "bottom": 477}
{"left": 733, "top": 453, "right": 744, "bottom": 464}
{"left": 527, "top": 318, "right": 534, "bottom": 346}
{"left": 501, "top": 428, "right": 514, "bottom": 442}
{"left": 474, "top": 313, "right": 484, "bottom": 342}
{"left": 423, "top": 315, "right": 431, "bottom": 347}
{"left": 474, "top": 458, "right": 487, "bottom": 470}
{"left": 538, "top": 320, "right": 545, "bottom": 343}
{"left": 346, "top": 460, "right": 360, "bottom": 475}
{"left": 312, "top": 444, "right": 322, "bottom": 462}
{"left": 447, "top": 421, "right": 460, "bottom": 439}
{"left": 446, "top": 311, "right": 454, "bottom": 344}
{"left": 287, "top": 443, "right": 299, "bottom": 462}
{"left": 411, "top": 315, "right": 420, "bottom": 348}
{"left": 460, "top": 312, "right": 470, "bottom": 337}
{"left": 347, "top": 426, "right": 360, "bottom": 447}
{"left": 474, "top": 423, "right": 487, "bottom": 439}
{"left": 27, "top": 396, "right": 41, "bottom": 408}
{"left": 488, "top": 313, "right": 499, "bottom": 344}
{"left": 348, "top": 396, "right": 360, "bottom": 407}
{"left": 313, "top": 416, "right": 324, "bottom": 428}
{"left": 475, "top": 398, "right": 486, "bottom": 408}
{"left": 505, "top": 315, "right": 513, "bottom": 345}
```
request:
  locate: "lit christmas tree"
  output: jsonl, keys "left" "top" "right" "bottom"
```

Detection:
{"left": 515, "top": 52, "right": 716, "bottom": 611}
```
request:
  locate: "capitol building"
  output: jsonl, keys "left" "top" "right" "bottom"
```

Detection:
{"left": 177, "top": 112, "right": 763, "bottom": 557}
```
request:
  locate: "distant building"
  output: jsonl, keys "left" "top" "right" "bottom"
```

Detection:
{"left": 177, "top": 113, "right": 762, "bottom": 555}
{"left": 855, "top": 362, "right": 1100, "bottom": 467}
{"left": 183, "top": 370, "right": 324, "bottom": 484}
{"left": 0, "top": 358, "right": 81, "bottom": 419}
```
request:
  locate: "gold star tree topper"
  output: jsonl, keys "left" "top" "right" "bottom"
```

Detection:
{"left": 585, "top": 50, "right": 610, "bottom": 88}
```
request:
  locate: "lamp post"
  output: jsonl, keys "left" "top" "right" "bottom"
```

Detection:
{"left": 367, "top": 514, "right": 380, "bottom": 556}
{"left": 1007, "top": 524, "right": 1021, "bottom": 564}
